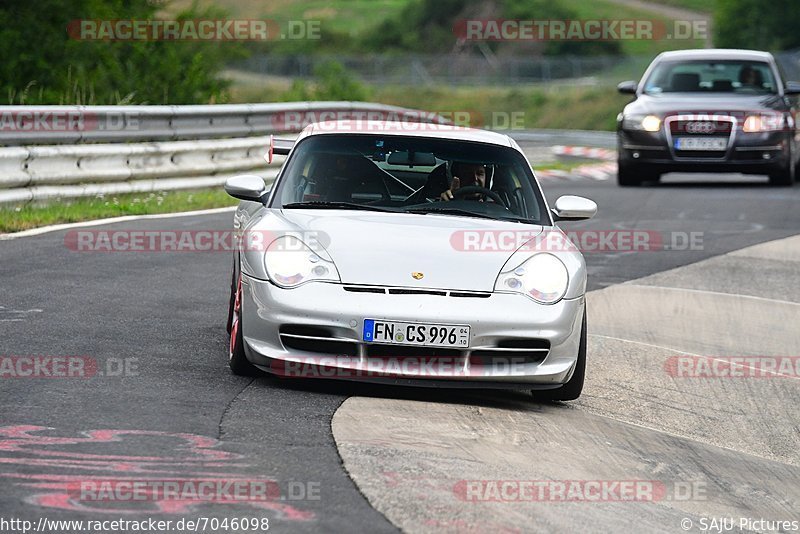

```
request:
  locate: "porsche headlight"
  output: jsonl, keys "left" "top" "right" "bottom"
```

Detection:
{"left": 494, "top": 253, "right": 569, "bottom": 304}
{"left": 622, "top": 114, "right": 661, "bottom": 132}
{"left": 265, "top": 236, "right": 340, "bottom": 288}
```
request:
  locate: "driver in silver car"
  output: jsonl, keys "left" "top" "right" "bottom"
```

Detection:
{"left": 439, "top": 162, "right": 488, "bottom": 201}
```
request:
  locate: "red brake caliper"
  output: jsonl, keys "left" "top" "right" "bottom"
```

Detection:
{"left": 229, "top": 275, "right": 242, "bottom": 358}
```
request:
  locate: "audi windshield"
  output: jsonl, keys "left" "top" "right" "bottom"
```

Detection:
{"left": 642, "top": 60, "right": 778, "bottom": 95}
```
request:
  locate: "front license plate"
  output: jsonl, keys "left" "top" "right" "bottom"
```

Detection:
{"left": 674, "top": 137, "right": 727, "bottom": 150}
{"left": 363, "top": 319, "right": 470, "bottom": 348}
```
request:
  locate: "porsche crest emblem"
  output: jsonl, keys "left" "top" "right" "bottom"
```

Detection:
{"left": 411, "top": 272, "right": 424, "bottom": 280}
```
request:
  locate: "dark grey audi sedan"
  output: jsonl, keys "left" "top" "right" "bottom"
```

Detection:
{"left": 616, "top": 49, "right": 800, "bottom": 186}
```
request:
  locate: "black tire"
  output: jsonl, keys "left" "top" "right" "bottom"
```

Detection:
{"left": 768, "top": 157, "right": 795, "bottom": 186}
{"left": 228, "top": 275, "right": 261, "bottom": 376}
{"left": 532, "top": 307, "right": 586, "bottom": 402}
{"left": 226, "top": 256, "right": 237, "bottom": 334}
{"left": 617, "top": 162, "right": 642, "bottom": 187}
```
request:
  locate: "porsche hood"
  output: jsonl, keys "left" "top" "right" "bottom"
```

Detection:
{"left": 251, "top": 210, "right": 545, "bottom": 292}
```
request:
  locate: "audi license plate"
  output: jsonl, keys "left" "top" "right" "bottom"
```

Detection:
{"left": 363, "top": 319, "right": 470, "bottom": 348}
{"left": 674, "top": 137, "right": 727, "bottom": 151}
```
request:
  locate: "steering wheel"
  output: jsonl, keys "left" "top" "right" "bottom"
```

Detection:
{"left": 452, "top": 186, "right": 508, "bottom": 208}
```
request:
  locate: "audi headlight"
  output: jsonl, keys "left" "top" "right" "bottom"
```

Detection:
{"left": 265, "top": 236, "right": 340, "bottom": 288}
{"left": 622, "top": 114, "right": 661, "bottom": 132}
{"left": 494, "top": 253, "right": 569, "bottom": 304}
{"left": 742, "top": 114, "right": 785, "bottom": 133}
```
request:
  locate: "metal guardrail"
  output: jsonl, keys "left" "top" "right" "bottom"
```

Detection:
{"left": 0, "top": 101, "right": 435, "bottom": 145}
{"left": 0, "top": 102, "right": 444, "bottom": 205}
{"left": 511, "top": 129, "right": 615, "bottom": 149}
{"left": 0, "top": 136, "right": 281, "bottom": 205}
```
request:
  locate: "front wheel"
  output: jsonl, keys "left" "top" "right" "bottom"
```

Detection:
{"left": 618, "top": 162, "right": 659, "bottom": 187}
{"left": 769, "top": 156, "right": 795, "bottom": 186}
{"left": 228, "top": 275, "right": 261, "bottom": 376}
{"left": 617, "top": 162, "right": 641, "bottom": 186}
{"left": 532, "top": 307, "right": 586, "bottom": 402}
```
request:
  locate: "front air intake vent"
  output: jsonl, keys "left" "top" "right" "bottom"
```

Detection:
{"left": 449, "top": 291, "right": 491, "bottom": 298}
{"left": 388, "top": 288, "right": 447, "bottom": 296}
{"left": 279, "top": 325, "right": 357, "bottom": 356}
{"left": 343, "top": 286, "right": 386, "bottom": 294}
{"left": 343, "top": 285, "right": 492, "bottom": 298}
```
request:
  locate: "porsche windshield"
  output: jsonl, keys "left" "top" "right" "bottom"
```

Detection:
{"left": 271, "top": 134, "right": 548, "bottom": 225}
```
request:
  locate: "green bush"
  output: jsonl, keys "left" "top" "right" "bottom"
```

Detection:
{"left": 280, "top": 60, "right": 369, "bottom": 101}
{"left": 361, "top": 0, "right": 622, "bottom": 56}
{"left": 0, "top": 0, "right": 245, "bottom": 104}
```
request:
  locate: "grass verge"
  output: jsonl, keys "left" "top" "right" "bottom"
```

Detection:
{"left": 231, "top": 80, "right": 631, "bottom": 131}
{"left": 376, "top": 84, "right": 629, "bottom": 131}
{"left": 0, "top": 189, "right": 237, "bottom": 234}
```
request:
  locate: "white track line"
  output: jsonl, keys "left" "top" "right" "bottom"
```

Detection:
{"left": 621, "top": 283, "right": 800, "bottom": 307}
{"left": 589, "top": 333, "right": 800, "bottom": 381}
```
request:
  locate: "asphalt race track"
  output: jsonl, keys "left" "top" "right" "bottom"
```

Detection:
{"left": 1, "top": 172, "right": 799, "bottom": 533}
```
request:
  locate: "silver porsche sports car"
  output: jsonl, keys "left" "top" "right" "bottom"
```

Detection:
{"left": 224, "top": 121, "right": 597, "bottom": 400}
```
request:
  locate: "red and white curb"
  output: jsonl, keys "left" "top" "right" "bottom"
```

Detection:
{"left": 552, "top": 145, "right": 616, "bottom": 161}
{"left": 536, "top": 145, "right": 618, "bottom": 181}
{"left": 536, "top": 161, "right": 617, "bottom": 182}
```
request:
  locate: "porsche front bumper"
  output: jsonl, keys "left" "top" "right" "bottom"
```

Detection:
{"left": 240, "top": 275, "right": 585, "bottom": 388}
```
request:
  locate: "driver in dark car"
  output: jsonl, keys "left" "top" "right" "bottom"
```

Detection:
{"left": 738, "top": 65, "right": 763, "bottom": 89}
{"left": 440, "top": 162, "right": 487, "bottom": 201}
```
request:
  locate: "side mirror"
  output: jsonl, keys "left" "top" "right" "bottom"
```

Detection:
{"left": 551, "top": 195, "right": 597, "bottom": 222}
{"left": 617, "top": 80, "right": 638, "bottom": 95}
{"left": 224, "top": 175, "right": 269, "bottom": 204}
{"left": 784, "top": 82, "right": 800, "bottom": 95}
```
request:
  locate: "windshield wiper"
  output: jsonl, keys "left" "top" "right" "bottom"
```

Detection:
{"left": 405, "top": 205, "right": 533, "bottom": 223}
{"left": 282, "top": 201, "right": 395, "bottom": 212}
{"left": 404, "top": 206, "right": 501, "bottom": 220}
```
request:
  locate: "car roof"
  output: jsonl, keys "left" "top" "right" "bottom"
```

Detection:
{"left": 298, "top": 120, "right": 515, "bottom": 148}
{"left": 655, "top": 48, "right": 774, "bottom": 62}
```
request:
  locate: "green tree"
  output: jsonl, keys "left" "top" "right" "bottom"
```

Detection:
{"left": 0, "top": 0, "right": 244, "bottom": 104}
{"left": 362, "top": 0, "right": 486, "bottom": 53}
{"left": 505, "top": 0, "right": 622, "bottom": 56}
{"left": 361, "top": 0, "right": 621, "bottom": 56}
{"left": 714, "top": 0, "right": 800, "bottom": 51}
